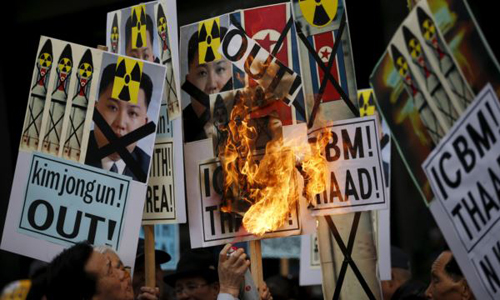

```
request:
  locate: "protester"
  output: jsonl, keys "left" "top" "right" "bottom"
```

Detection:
{"left": 425, "top": 250, "right": 475, "bottom": 300}
{"left": 44, "top": 242, "right": 158, "bottom": 300}
{"left": 265, "top": 274, "right": 298, "bottom": 300}
{"left": 133, "top": 238, "right": 173, "bottom": 300}
{"left": 164, "top": 244, "right": 271, "bottom": 300}
{"left": 381, "top": 246, "right": 426, "bottom": 300}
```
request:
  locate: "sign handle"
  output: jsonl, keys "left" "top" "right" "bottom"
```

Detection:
{"left": 249, "top": 240, "right": 263, "bottom": 289}
{"left": 144, "top": 224, "right": 156, "bottom": 288}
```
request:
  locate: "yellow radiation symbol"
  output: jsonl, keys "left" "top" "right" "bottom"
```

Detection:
{"left": 111, "top": 26, "right": 119, "bottom": 42}
{"left": 198, "top": 17, "right": 222, "bottom": 64}
{"left": 299, "top": 0, "right": 338, "bottom": 28}
{"left": 112, "top": 57, "right": 143, "bottom": 104}
{"left": 396, "top": 56, "right": 408, "bottom": 77}
{"left": 39, "top": 52, "right": 52, "bottom": 68}
{"left": 59, "top": 57, "right": 72, "bottom": 73}
{"left": 131, "top": 5, "right": 147, "bottom": 49}
{"left": 158, "top": 17, "right": 166, "bottom": 34}
{"left": 358, "top": 89, "right": 375, "bottom": 117}
{"left": 408, "top": 38, "right": 421, "bottom": 59}
{"left": 79, "top": 63, "right": 93, "bottom": 79}
{"left": 421, "top": 19, "right": 436, "bottom": 42}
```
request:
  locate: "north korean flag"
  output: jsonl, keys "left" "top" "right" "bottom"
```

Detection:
{"left": 308, "top": 30, "right": 348, "bottom": 103}
{"left": 243, "top": 3, "right": 290, "bottom": 66}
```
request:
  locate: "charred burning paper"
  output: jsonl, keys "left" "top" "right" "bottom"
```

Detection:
{"left": 184, "top": 136, "right": 312, "bottom": 248}
{"left": 218, "top": 25, "right": 302, "bottom": 107}
{"left": 2, "top": 36, "right": 166, "bottom": 269}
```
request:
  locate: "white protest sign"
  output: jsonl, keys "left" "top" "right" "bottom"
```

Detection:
{"left": 193, "top": 156, "right": 301, "bottom": 247}
{"left": 307, "top": 115, "right": 387, "bottom": 215}
{"left": 218, "top": 24, "right": 302, "bottom": 106}
{"left": 300, "top": 234, "right": 322, "bottom": 286}
{"left": 106, "top": 1, "right": 186, "bottom": 224}
{"left": 18, "top": 153, "right": 129, "bottom": 248}
{"left": 143, "top": 136, "right": 176, "bottom": 223}
{"left": 1, "top": 36, "right": 166, "bottom": 269}
{"left": 1, "top": 151, "right": 147, "bottom": 267}
{"left": 184, "top": 125, "right": 315, "bottom": 248}
{"left": 423, "top": 84, "right": 500, "bottom": 300}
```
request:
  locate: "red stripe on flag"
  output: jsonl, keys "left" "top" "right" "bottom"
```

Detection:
{"left": 243, "top": 4, "right": 289, "bottom": 66}
{"left": 313, "top": 31, "right": 341, "bottom": 102}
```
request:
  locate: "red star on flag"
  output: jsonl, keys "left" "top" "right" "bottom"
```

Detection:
{"left": 257, "top": 33, "right": 274, "bottom": 52}
{"left": 320, "top": 48, "right": 330, "bottom": 60}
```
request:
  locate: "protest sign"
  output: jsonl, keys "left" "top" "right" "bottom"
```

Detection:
{"left": 179, "top": 3, "right": 313, "bottom": 240}
{"left": 291, "top": 0, "right": 358, "bottom": 126}
{"left": 19, "top": 153, "right": 130, "bottom": 249}
{"left": 1, "top": 36, "right": 166, "bottom": 268}
{"left": 106, "top": 0, "right": 186, "bottom": 224}
{"left": 106, "top": 0, "right": 180, "bottom": 120}
{"left": 423, "top": 84, "right": 500, "bottom": 300}
{"left": 184, "top": 126, "right": 315, "bottom": 248}
{"left": 299, "top": 234, "right": 322, "bottom": 286}
{"left": 370, "top": 0, "right": 500, "bottom": 204}
{"left": 358, "top": 88, "right": 392, "bottom": 280}
{"left": 219, "top": 24, "right": 302, "bottom": 107}
{"left": 179, "top": 3, "right": 306, "bottom": 147}
{"left": 307, "top": 116, "right": 387, "bottom": 216}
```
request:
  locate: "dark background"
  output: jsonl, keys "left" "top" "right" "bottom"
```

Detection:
{"left": 0, "top": 0, "right": 498, "bottom": 291}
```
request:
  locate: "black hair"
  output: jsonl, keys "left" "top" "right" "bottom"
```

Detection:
{"left": 26, "top": 265, "right": 48, "bottom": 300}
{"left": 98, "top": 63, "right": 153, "bottom": 108}
{"left": 45, "top": 242, "right": 96, "bottom": 300}
{"left": 444, "top": 254, "right": 463, "bottom": 282}
{"left": 187, "top": 26, "right": 228, "bottom": 67}
{"left": 125, "top": 12, "right": 155, "bottom": 50}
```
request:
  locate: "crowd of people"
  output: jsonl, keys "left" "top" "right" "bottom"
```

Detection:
{"left": 0, "top": 239, "right": 476, "bottom": 300}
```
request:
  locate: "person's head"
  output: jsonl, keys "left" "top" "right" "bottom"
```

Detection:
{"left": 382, "top": 246, "right": 412, "bottom": 300}
{"left": 94, "top": 63, "right": 152, "bottom": 161}
{"left": 186, "top": 27, "right": 232, "bottom": 95}
{"left": 164, "top": 249, "right": 219, "bottom": 300}
{"left": 125, "top": 12, "right": 155, "bottom": 62}
{"left": 46, "top": 242, "right": 133, "bottom": 300}
{"left": 132, "top": 238, "right": 171, "bottom": 299}
{"left": 425, "top": 251, "right": 474, "bottom": 300}
{"left": 91, "top": 245, "right": 134, "bottom": 300}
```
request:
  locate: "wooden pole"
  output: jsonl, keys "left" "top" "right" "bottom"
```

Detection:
{"left": 249, "top": 240, "right": 263, "bottom": 289}
{"left": 144, "top": 225, "right": 156, "bottom": 288}
{"left": 280, "top": 258, "right": 289, "bottom": 277}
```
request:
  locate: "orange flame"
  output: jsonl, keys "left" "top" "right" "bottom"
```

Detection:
{"left": 220, "top": 90, "right": 331, "bottom": 236}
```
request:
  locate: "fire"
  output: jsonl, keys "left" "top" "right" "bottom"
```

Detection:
{"left": 219, "top": 87, "right": 332, "bottom": 236}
